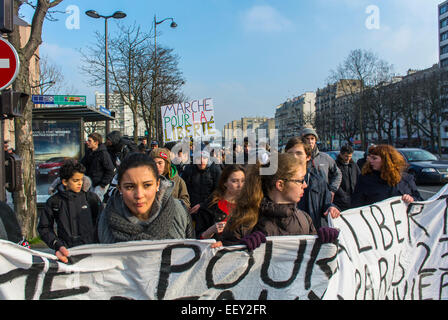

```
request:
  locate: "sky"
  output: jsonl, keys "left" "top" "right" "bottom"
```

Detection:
{"left": 19, "top": 0, "right": 442, "bottom": 131}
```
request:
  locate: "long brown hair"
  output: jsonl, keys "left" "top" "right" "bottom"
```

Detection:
{"left": 362, "top": 144, "right": 408, "bottom": 187}
{"left": 226, "top": 153, "right": 305, "bottom": 232}
{"left": 209, "top": 165, "right": 246, "bottom": 207}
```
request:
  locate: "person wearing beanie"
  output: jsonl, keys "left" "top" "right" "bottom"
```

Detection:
{"left": 181, "top": 150, "right": 222, "bottom": 213}
{"left": 301, "top": 127, "right": 342, "bottom": 202}
{"left": 149, "top": 148, "right": 190, "bottom": 209}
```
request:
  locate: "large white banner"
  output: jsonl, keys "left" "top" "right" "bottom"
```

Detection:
{"left": 1, "top": 185, "right": 448, "bottom": 300}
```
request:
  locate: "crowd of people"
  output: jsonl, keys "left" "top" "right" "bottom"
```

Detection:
{"left": 0, "top": 128, "right": 423, "bottom": 264}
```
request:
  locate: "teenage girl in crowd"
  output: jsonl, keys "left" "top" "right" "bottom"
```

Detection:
{"left": 194, "top": 165, "right": 245, "bottom": 241}
{"left": 220, "top": 153, "right": 340, "bottom": 250}
{"left": 351, "top": 144, "right": 423, "bottom": 208}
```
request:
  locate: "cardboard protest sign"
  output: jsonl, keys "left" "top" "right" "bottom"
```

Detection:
{"left": 161, "top": 98, "right": 216, "bottom": 143}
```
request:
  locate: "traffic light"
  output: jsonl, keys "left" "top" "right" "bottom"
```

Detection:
{"left": 0, "top": 0, "right": 13, "bottom": 34}
{"left": 5, "top": 152, "right": 22, "bottom": 193}
{"left": 0, "top": 90, "right": 29, "bottom": 119}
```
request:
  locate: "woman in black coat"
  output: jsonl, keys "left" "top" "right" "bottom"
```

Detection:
{"left": 351, "top": 145, "right": 423, "bottom": 208}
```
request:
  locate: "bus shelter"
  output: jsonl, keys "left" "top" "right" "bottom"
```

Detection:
{"left": 32, "top": 105, "right": 115, "bottom": 205}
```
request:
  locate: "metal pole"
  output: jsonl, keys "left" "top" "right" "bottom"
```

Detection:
{"left": 154, "top": 15, "right": 158, "bottom": 143}
{"left": 105, "top": 17, "right": 111, "bottom": 135}
{"left": 0, "top": 118, "right": 5, "bottom": 202}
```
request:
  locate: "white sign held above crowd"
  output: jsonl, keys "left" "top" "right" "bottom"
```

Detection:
{"left": 161, "top": 98, "right": 216, "bottom": 144}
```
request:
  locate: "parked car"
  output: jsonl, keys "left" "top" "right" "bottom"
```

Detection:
{"left": 36, "top": 157, "right": 68, "bottom": 180}
{"left": 325, "top": 150, "right": 365, "bottom": 164}
{"left": 397, "top": 148, "right": 448, "bottom": 185}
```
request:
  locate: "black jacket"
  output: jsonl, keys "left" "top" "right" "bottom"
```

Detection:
{"left": 0, "top": 201, "right": 22, "bottom": 243}
{"left": 106, "top": 131, "right": 138, "bottom": 168}
{"left": 222, "top": 197, "right": 317, "bottom": 246}
{"left": 351, "top": 171, "right": 423, "bottom": 208}
{"left": 38, "top": 185, "right": 102, "bottom": 250}
{"left": 81, "top": 144, "right": 115, "bottom": 188}
{"left": 181, "top": 163, "right": 222, "bottom": 207}
{"left": 334, "top": 156, "right": 361, "bottom": 211}
{"left": 194, "top": 197, "right": 229, "bottom": 240}
{"left": 297, "top": 165, "right": 335, "bottom": 229}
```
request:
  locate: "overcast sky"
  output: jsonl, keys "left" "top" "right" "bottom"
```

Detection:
{"left": 20, "top": 0, "right": 442, "bottom": 131}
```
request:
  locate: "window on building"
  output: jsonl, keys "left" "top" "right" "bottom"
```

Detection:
{"left": 442, "top": 59, "right": 448, "bottom": 68}
{"left": 441, "top": 5, "right": 448, "bottom": 16}
{"left": 441, "top": 31, "right": 448, "bottom": 42}
{"left": 441, "top": 17, "right": 448, "bottom": 29}
{"left": 442, "top": 45, "right": 448, "bottom": 56}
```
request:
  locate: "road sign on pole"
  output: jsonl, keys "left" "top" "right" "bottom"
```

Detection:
{"left": 0, "top": 37, "right": 19, "bottom": 90}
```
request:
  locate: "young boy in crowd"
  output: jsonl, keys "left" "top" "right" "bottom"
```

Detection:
{"left": 38, "top": 159, "right": 102, "bottom": 263}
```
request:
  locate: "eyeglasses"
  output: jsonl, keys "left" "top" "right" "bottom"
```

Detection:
{"left": 282, "top": 177, "right": 307, "bottom": 185}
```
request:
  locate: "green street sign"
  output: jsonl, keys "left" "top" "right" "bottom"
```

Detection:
{"left": 32, "top": 95, "right": 87, "bottom": 106}
{"left": 54, "top": 95, "right": 86, "bottom": 106}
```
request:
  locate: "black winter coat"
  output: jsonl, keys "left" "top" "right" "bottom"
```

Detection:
{"left": 194, "top": 197, "right": 229, "bottom": 240}
{"left": 297, "top": 166, "right": 334, "bottom": 229}
{"left": 0, "top": 201, "right": 22, "bottom": 243}
{"left": 81, "top": 144, "right": 115, "bottom": 188}
{"left": 334, "top": 156, "right": 361, "bottom": 211}
{"left": 222, "top": 197, "right": 317, "bottom": 246}
{"left": 38, "top": 186, "right": 102, "bottom": 250}
{"left": 351, "top": 171, "right": 423, "bottom": 208}
{"left": 181, "top": 164, "right": 222, "bottom": 207}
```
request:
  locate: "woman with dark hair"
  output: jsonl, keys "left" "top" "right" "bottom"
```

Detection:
{"left": 220, "top": 153, "right": 340, "bottom": 251}
{"left": 97, "top": 153, "right": 194, "bottom": 243}
{"left": 351, "top": 144, "right": 423, "bottom": 208}
{"left": 194, "top": 165, "right": 245, "bottom": 240}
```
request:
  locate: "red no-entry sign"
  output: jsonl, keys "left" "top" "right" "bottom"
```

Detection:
{"left": 0, "top": 38, "right": 19, "bottom": 90}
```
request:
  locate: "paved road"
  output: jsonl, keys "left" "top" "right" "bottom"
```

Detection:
{"left": 418, "top": 184, "right": 447, "bottom": 200}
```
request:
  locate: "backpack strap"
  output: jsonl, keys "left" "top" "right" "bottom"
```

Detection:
{"left": 50, "top": 194, "right": 63, "bottom": 218}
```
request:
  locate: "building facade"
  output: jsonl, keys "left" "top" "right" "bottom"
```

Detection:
{"left": 223, "top": 117, "right": 274, "bottom": 142}
{"left": 94, "top": 91, "right": 146, "bottom": 138}
{"left": 275, "top": 92, "right": 316, "bottom": 147}
{"left": 440, "top": 1, "right": 448, "bottom": 68}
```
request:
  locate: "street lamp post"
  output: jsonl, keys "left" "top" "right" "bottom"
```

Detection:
{"left": 86, "top": 10, "right": 127, "bottom": 135}
{"left": 153, "top": 15, "right": 177, "bottom": 143}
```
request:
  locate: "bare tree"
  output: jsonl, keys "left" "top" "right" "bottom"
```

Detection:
{"left": 329, "top": 49, "right": 394, "bottom": 149}
{"left": 35, "top": 54, "right": 64, "bottom": 95}
{"left": 8, "top": 0, "right": 65, "bottom": 238}
{"left": 81, "top": 22, "right": 186, "bottom": 144}
{"left": 410, "top": 67, "right": 447, "bottom": 155}
{"left": 139, "top": 46, "right": 186, "bottom": 143}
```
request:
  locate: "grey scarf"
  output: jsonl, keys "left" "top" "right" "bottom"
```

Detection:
{"left": 106, "top": 177, "right": 177, "bottom": 242}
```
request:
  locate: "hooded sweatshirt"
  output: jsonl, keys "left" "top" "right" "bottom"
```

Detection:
{"left": 97, "top": 176, "right": 195, "bottom": 243}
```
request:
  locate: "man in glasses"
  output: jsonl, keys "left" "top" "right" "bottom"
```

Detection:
{"left": 285, "top": 137, "right": 341, "bottom": 229}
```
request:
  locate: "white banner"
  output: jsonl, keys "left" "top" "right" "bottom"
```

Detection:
{"left": 1, "top": 185, "right": 448, "bottom": 300}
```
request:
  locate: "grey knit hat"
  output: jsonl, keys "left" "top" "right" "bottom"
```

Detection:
{"left": 301, "top": 127, "right": 319, "bottom": 141}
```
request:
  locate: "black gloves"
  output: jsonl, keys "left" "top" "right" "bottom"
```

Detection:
{"left": 240, "top": 231, "right": 267, "bottom": 251}
{"left": 318, "top": 227, "right": 340, "bottom": 243}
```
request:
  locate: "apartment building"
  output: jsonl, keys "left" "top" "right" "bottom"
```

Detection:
{"left": 275, "top": 92, "right": 316, "bottom": 147}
